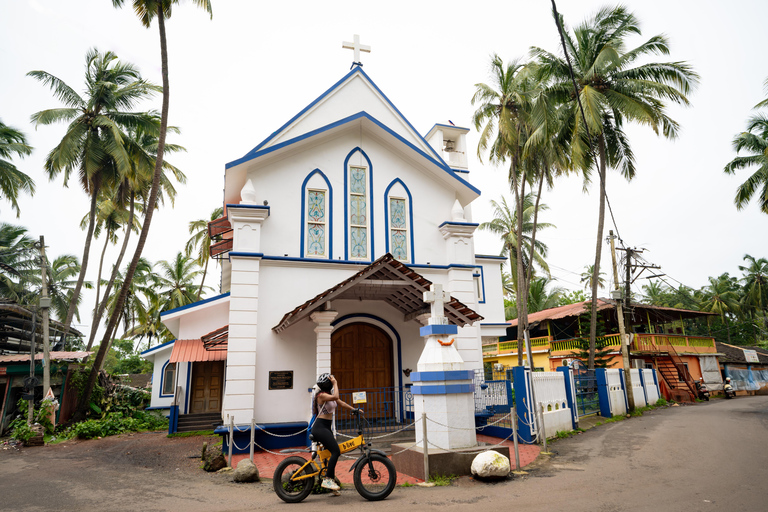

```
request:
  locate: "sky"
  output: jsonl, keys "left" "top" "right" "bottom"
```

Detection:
{"left": 2, "top": 0, "right": 767, "bottom": 342}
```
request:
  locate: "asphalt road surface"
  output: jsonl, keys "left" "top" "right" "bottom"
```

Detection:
{"left": 1, "top": 396, "right": 766, "bottom": 512}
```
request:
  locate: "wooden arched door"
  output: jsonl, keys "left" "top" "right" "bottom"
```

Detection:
{"left": 331, "top": 323, "right": 393, "bottom": 419}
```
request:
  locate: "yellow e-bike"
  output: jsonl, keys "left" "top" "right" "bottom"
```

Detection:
{"left": 273, "top": 410, "right": 397, "bottom": 502}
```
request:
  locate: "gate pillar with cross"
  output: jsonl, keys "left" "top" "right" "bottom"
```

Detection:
{"left": 411, "top": 284, "right": 477, "bottom": 450}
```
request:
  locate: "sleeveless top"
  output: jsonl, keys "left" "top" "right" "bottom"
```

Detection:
{"left": 317, "top": 395, "right": 337, "bottom": 416}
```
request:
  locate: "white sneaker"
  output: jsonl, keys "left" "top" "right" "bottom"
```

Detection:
{"left": 321, "top": 478, "right": 340, "bottom": 491}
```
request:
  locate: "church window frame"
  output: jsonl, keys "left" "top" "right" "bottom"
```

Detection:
{"left": 306, "top": 188, "right": 327, "bottom": 257}
{"left": 388, "top": 196, "right": 408, "bottom": 261}
{"left": 348, "top": 165, "right": 370, "bottom": 260}
{"left": 300, "top": 169, "right": 333, "bottom": 259}
{"left": 160, "top": 361, "right": 176, "bottom": 397}
{"left": 384, "top": 178, "right": 414, "bottom": 264}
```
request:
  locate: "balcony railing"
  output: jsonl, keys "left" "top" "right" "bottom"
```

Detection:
{"left": 550, "top": 333, "right": 622, "bottom": 354}
{"left": 632, "top": 333, "right": 716, "bottom": 353}
{"left": 482, "top": 335, "right": 551, "bottom": 356}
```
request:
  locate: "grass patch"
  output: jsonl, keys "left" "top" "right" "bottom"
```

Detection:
{"left": 167, "top": 430, "right": 215, "bottom": 438}
{"left": 400, "top": 481, "right": 414, "bottom": 487}
{"left": 429, "top": 474, "right": 458, "bottom": 486}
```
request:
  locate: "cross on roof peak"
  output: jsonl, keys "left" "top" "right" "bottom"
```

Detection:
{"left": 342, "top": 34, "right": 371, "bottom": 67}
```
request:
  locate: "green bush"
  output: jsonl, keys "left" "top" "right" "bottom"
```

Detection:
{"left": 69, "top": 410, "right": 167, "bottom": 439}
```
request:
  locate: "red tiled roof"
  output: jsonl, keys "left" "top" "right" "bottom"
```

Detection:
{"left": 0, "top": 351, "right": 92, "bottom": 363}
{"left": 169, "top": 339, "right": 228, "bottom": 363}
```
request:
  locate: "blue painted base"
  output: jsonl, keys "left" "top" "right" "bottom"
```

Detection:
{"left": 213, "top": 422, "right": 308, "bottom": 454}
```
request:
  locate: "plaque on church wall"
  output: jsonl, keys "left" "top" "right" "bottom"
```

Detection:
{"left": 269, "top": 371, "right": 293, "bottom": 390}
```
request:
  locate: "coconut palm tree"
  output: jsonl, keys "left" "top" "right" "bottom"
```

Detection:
{"left": 739, "top": 254, "right": 768, "bottom": 339}
{"left": 0, "top": 119, "right": 35, "bottom": 217}
{"left": 46, "top": 254, "right": 87, "bottom": 324}
{"left": 580, "top": 264, "right": 606, "bottom": 294}
{"left": 78, "top": 0, "right": 214, "bottom": 417}
{"left": 532, "top": 5, "right": 698, "bottom": 367}
{"left": 724, "top": 112, "right": 768, "bottom": 214}
{"left": 0, "top": 223, "right": 37, "bottom": 303}
{"left": 156, "top": 252, "right": 205, "bottom": 311}
{"left": 28, "top": 48, "right": 160, "bottom": 337}
{"left": 527, "top": 276, "right": 565, "bottom": 313}
{"left": 700, "top": 274, "right": 741, "bottom": 343}
{"left": 185, "top": 206, "right": 223, "bottom": 300}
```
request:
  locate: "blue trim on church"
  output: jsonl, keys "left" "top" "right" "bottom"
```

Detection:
{"left": 343, "top": 147, "right": 375, "bottom": 262}
{"left": 420, "top": 324, "right": 459, "bottom": 336}
{"left": 159, "top": 292, "right": 231, "bottom": 318}
{"left": 383, "top": 178, "right": 415, "bottom": 264}
{"left": 224, "top": 111, "right": 481, "bottom": 197}
{"left": 300, "top": 169, "right": 334, "bottom": 259}
{"left": 239, "top": 67, "right": 445, "bottom": 165}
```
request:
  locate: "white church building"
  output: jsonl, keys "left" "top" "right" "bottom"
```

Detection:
{"left": 142, "top": 46, "right": 508, "bottom": 448}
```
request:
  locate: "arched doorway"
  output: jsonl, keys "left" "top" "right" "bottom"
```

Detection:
{"left": 331, "top": 322, "right": 394, "bottom": 419}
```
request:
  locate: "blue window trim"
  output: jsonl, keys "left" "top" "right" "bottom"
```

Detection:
{"left": 184, "top": 362, "right": 192, "bottom": 414}
{"left": 474, "top": 266, "right": 486, "bottom": 304}
{"left": 239, "top": 67, "right": 445, "bottom": 165}
{"left": 331, "top": 314, "right": 404, "bottom": 421}
{"left": 300, "top": 169, "right": 333, "bottom": 259}
{"left": 159, "top": 360, "right": 176, "bottom": 398}
{"left": 160, "top": 292, "right": 231, "bottom": 318}
{"left": 383, "top": 178, "right": 415, "bottom": 264}
{"left": 225, "top": 111, "right": 481, "bottom": 198}
{"left": 344, "top": 147, "right": 374, "bottom": 262}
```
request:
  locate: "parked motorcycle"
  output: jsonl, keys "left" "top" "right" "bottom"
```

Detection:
{"left": 723, "top": 377, "right": 736, "bottom": 399}
{"left": 695, "top": 380, "right": 710, "bottom": 401}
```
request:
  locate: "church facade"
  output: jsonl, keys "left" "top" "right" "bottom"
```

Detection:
{"left": 142, "top": 62, "right": 508, "bottom": 443}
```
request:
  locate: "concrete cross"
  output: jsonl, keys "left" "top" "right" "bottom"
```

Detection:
{"left": 342, "top": 34, "right": 371, "bottom": 65}
{"left": 424, "top": 284, "right": 451, "bottom": 320}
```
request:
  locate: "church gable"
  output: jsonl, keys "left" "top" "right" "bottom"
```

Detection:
{"left": 237, "top": 68, "right": 443, "bottom": 167}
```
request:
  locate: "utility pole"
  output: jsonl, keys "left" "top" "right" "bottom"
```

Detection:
{"left": 39, "top": 236, "right": 51, "bottom": 395}
{"left": 27, "top": 308, "right": 37, "bottom": 424}
{"left": 609, "top": 231, "right": 634, "bottom": 411}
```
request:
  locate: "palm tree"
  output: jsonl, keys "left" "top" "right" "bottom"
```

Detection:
{"left": 641, "top": 279, "right": 668, "bottom": 306}
{"left": 739, "top": 254, "right": 768, "bottom": 339}
{"left": 28, "top": 48, "right": 160, "bottom": 337}
{"left": 724, "top": 110, "right": 768, "bottom": 214}
{"left": 0, "top": 119, "right": 35, "bottom": 217}
{"left": 580, "top": 264, "right": 606, "bottom": 294}
{"left": 185, "top": 206, "right": 223, "bottom": 300}
{"left": 156, "top": 252, "right": 205, "bottom": 311}
{"left": 527, "top": 276, "right": 565, "bottom": 313}
{"left": 46, "top": 255, "right": 86, "bottom": 324}
{"left": 0, "top": 223, "right": 37, "bottom": 304}
{"left": 700, "top": 274, "right": 741, "bottom": 343}
{"left": 532, "top": 5, "right": 698, "bottom": 368}
{"left": 80, "top": 0, "right": 214, "bottom": 418}
{"left": 479, "top": 194, "right": 553, "bottom": 295}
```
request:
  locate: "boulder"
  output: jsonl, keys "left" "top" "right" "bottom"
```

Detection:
{"left": 470, "top": 450, "right": 510, "bottom": 479}
{"left": 232, "top": 459, "right": 260, "bottom": 483}
{"left": 203, "top": 453, "right": 227, "bottom": 472}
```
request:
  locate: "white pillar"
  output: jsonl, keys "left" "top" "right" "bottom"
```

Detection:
{"left": 311, "top": 310, "right": 338, "bottom": 377}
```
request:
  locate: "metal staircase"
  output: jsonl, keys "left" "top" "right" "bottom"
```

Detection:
{"left": 651, "top": 342, "right": 697, "bottom": 402}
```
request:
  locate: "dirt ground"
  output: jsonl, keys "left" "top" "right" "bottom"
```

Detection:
{"left": 2, "top": 397, "right": 767, "bottom": 512}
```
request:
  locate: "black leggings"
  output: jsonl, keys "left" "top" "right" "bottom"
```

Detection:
{"left": 311, "top": 418, "right": 339, "bottom": 479}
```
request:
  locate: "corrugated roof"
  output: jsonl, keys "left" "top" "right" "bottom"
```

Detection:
{"left": 508, "top": 299, "right": 715, "bottom": 327}
{"left": 0, "top": 351, "right": 92, "bottom": 363}
{"left": 169, "top": 339, "right": 228, "bottom": 363}
{"left": 272, "top": 253, "right": 483, "bottom": 333}
{"left": 716, "top": 342, "right": 768, "bottom": 365}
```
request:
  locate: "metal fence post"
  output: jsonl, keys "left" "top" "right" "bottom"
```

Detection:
{"left": 250, "top": 418, "right": 255, "bottom": 463}
{"left": 421, "top": 412, "right": 429, "bottom": 482}
{"left": 511, "top": 405, "right": 521, "bottom": 471}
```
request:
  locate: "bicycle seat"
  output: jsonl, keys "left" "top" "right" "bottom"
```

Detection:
{"left": 309, "top": 434, "right": 315, "bottom": 442}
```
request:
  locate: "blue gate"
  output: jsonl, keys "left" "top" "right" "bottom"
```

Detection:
{"left": 473, "top": 371, "right": 516, "bottom": 434}
{"left": 572, "top": 365, "right": 600, "bottom": 416}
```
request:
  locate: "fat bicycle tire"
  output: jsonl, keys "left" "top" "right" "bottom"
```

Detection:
{"left": 273, "top": 456, "right": 315, "bottom": 503}
{"left": 353, "top": 453, "right": 397, "bottom": 501}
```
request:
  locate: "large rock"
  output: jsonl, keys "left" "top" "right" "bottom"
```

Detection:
{"left": 203, "top": 453, "right": 227, "bottom": 472}
{"left": 470, "top": 450, "right": 510, "bottom": 479}
{"left": 232, "top": 459, "right": 260, "bottom": 483}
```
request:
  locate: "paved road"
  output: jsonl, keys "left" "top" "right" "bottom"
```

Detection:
{"left": 1, "top": 397, "right": 767, "bottom": 512}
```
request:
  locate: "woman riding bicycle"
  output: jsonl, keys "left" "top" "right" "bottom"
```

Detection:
{"left": 312, "top": 373, "right": 360, "bottom": 492}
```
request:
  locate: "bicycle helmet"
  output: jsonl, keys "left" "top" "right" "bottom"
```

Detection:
{"left": 316, "top": 373, "right": 333, "bottom": 393}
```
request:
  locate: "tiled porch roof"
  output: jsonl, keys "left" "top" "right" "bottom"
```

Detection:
{"left": 273, "top": 253, "right": 483, "bottom": 333}
{"left": 169, "top": 338, "right": 228, "bottom": 363}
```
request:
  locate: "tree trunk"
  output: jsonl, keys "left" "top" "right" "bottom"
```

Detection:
{"left": 589, "top": 136, "right": 608, "bottom": 370}
{"left": 197, "top": 254, "right": 209, "bottom": 301}
{"left": 86, "top": 194, "right": 135, "bottom": 350}
{"left": 75, "top": 9, "right": 170, "bottom": 420}
{"left": 508, "top": 153, "right": 528, "bottom": 367}
{"left": 63, "top": 186, "right": 99, "bottom": 332}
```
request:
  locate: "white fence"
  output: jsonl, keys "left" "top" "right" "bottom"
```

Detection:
{"left": 642, "top": 368, "right": 660, "bottom": 404}
{"left": 532, "top": 372, "right": 572, "bottom": 437}
{"left": 606, "top": 369, "right": 627, "bottom": 416}
{"left": 629, "top": 369, "right": 647, "bottom": 408}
